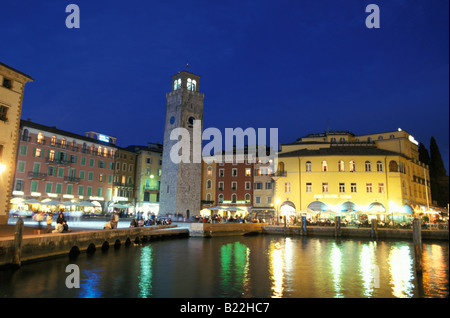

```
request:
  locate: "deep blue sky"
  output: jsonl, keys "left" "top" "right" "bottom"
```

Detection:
{"left": 1, "top": 0, "right": 448, "bottom": 170}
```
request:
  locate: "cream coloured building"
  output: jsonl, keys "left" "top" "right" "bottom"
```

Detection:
{"left": 0, "top": 62, "right": 33, "bottom": 224}
{"left": 273, "top": 130, "right": 431, "bottom": 223}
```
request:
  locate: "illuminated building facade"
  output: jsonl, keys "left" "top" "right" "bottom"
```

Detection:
{"left": 128, "top": 143, "right": 163, "bottom": 214}
{"left": 200, "top": 156, "right": 217, "bottom": 212}
{"left": 112, "top": 147, "right": 136, "bottom": 205}
{"left": 159, "top": 70, "right": 204, "bottom": 218}
{"left": 273, "top": 129, "right": 432, "bottom": 221}
{"left": 0, "top": 62, "right": 33, "bottom": 224}
{"left": 12, "top": 120, "right": 117, "bottom": 211}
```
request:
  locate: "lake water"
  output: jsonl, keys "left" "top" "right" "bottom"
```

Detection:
{"left": 0, "top": 235, "right": 448, "bottom": 298}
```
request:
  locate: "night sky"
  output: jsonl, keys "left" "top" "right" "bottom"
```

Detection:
{"left": 1, "top": 0, "right": 448, "bottom": 170}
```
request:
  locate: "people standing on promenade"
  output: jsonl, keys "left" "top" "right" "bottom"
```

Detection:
{"left": 46, "top": 213, "right": 53, "bottom": 233}
{"left": 111, "top": 211, "right": 119, "bottom": 229}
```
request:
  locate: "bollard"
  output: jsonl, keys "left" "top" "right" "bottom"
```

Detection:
{"left": 301, "top": 216, "right": 307, "bottom": 236}
{"left": 371, "top": 219, "right": 378, "bottom": 240}
{"left": 334, "top": 216, "right": 341, "bottom": 238}
{"left": 12, "top": 218, "right": 24, "bottom": 268}
{"left": 412, "top": 218, "right": 423, "bottom": 274}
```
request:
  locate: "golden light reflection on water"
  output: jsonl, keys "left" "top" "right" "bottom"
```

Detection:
{"left": 268, "top": 240, "right": 285, "bottom": 297}
{"left": 359, "top": 242, "right": 377, "bottom": 297}
{"left": 422, "top": 244, "right": 449, "bottom": 297}
{"left": 330, "top": 243, "right": 343, "bottom": 298}
{"left": 388, "top": 245, "right": 414, "bottom": 298}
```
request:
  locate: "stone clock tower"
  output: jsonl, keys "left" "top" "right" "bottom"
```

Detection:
{"left": 159, "top": 70, "right": 204, "bottom": 218}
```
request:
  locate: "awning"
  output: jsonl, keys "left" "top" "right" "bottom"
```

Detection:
{"left": 24, "top": 199, "right": 42, "bottom": 204}
{"left": 40, "top": 199, "right": 62, "bottom": 206}
{"left": 307, "top": 201, "right": 328, "bottom": 212}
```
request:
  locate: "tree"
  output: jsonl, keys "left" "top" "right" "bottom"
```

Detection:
{"left": 429, "top": 137, "right": 449, "bottom": 207}
{"left": 418, "top": 142, "right": 430, "bottom": 166}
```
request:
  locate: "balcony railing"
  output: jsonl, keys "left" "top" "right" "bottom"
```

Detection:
{"left": 143, "top": 185, "right": 159, "bottom": 191}
{"left": 45, "top": 157, "right": 71, "bottom": 166}
{"left": 271, "top": 171, "right": 287, "bottom": 177}
{"left": 114, "top": 182, "right": 134, "bottom": 188}
{"left": 64, "top": 176, "right": 81, "bottom": 183}
{"left": 28, "top": 171, "right": 47, "bottom": 179}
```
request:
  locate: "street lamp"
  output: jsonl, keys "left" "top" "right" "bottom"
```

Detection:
{"left": 275, "top": 198, "right": 280, "bottom": 226}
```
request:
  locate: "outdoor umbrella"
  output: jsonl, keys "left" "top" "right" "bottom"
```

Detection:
{"left": 77, "top": 201, "right": 96, "bottom": 207}
{"left": 24, "top": 199, "right": 42, "bottom": 204}
{"left": 62, "top": 201, "right": 79, "bottom": 206}
{"left": 41, "top": 199, "right": 62, "bottom": 206}
{"left": 109, "top": 203, "right": 126, "bottom": 208}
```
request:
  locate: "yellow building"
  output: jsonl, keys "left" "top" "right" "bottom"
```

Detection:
{"left": 273, "top": 130, "right": 432, "bottom": 224}
{"left": 128, "top": 143, "right": 163, "bottom": 214}
{"left": 0, "top": 62, "right": 33, "bottom": 224}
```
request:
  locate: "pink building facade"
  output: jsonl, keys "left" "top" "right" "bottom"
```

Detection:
{"left": 12, "top": 119, "right": 117, "bottom": 211}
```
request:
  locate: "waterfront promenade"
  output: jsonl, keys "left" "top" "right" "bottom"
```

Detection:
{"left": 0, "top": 217, "right": 447, "bottom": 268}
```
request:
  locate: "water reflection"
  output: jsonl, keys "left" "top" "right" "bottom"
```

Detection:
{"left": 0, "top": 236, "right": 447, "bottom": 298}
{"left": 330, "top": 243, "right": 343, "bottom": 298}
{"left": 268, "top": 240, "right": 284, "bottom": 297}
{"left": 220, "top": 242, "right": 250, "bottom": 297}
{"left": 422, "top": 244, "right": 449, "bottom": 297}
{"left": 388, "top": 244, "right": 414, "bottom": 298}
{"left": 138, "top": 245, "right": 153, "bottom": 298}
{"left": 359, "top": 241, "right": 377, "bottom": 297}
{"left": 78, "top": 267, "right": 103, "bottom": 298}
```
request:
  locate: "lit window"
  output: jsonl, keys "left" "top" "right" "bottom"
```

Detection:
{"left": 187, "top": 78, "right": 196, "bottom": 91}
{"left": 322, "top": 161, "right": 328, "bottom": 172}
{"left": 245, "top": 168, "right": 251, "bottom": 176}
{"left": 35, "top": 148, "right": 41, "bottom": 157}
{"left": 173, "top": 78, "right": 182, "bottom": 90}
{"left": 37, "top": 133, "right": 44, "bottom": 145}
{"left": 285, "top": 182, "right": 291, "bottom": 193}
{"left": 207, "top": 166, "right": 212, "bottom": 176}
{"left": 349, "top": 160, "right": 356, "bottom": 172}
{"left": 49, "top": 150, "right": 55, "bottom": 162}
{"left": 338, "top": 160, "right": 345, "bottom": 172}
{"left": 61, "top": 138, "right": 66, "bottom": 148}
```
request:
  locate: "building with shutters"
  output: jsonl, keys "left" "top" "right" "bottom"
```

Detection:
{"left": 12, "top": 119, "right": 117, "bottom": 212}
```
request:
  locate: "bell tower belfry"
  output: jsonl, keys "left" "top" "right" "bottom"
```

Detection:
{"left": 159, "top": 69, "right": 204, "bottom": 218}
